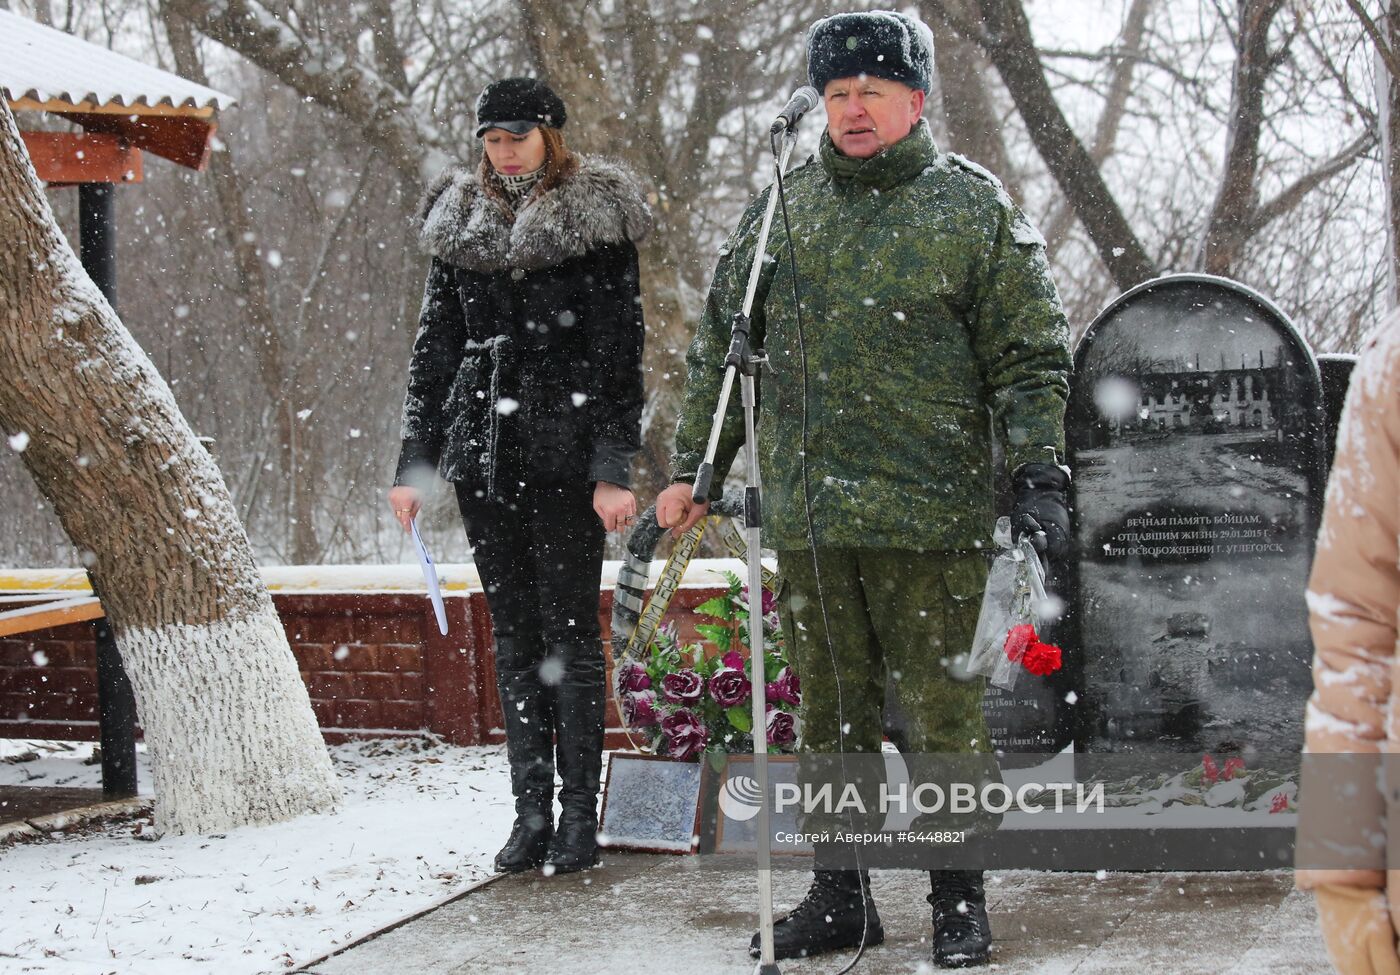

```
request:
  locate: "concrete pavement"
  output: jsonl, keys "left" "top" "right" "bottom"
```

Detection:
{"left": 298, "top": 854, "right": 1331, "bottom": 974}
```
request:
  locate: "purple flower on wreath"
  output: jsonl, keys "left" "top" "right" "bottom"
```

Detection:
{"left": 765, "top": 666, "right": 801, "bottom": 707}
{"left": 741, "top": 585, "right": 779, "bottom": 616}
{"left": 765, "top": 706, "right": 796, "bottom": 746}
{"left": 617, "top": 661, "right": 651, "bottom": 693}
{"left": 710, "top": 665, "right": 751, "bottom": 708}
{"left": 661, "top": 708, "right": 708, "bottom": 760}
{"left": 661, "top": 669, "right": 704, "bottom": 705}
{"left": 721, "top": 650, "right": 745, "bottom": 671}
{"left": 622, "top": 690, "right": 659, "bottom": 728}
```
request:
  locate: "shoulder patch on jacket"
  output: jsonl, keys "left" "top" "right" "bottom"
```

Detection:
{"left": 947, "top": 152, "right": 1003, "bottom": 190}
{"left": 945, "top": 152, "right": 1046, "bottom": 248}
{"left": 1010, "top": 214, "right": 1047, "bottom": 248}
{"left": 944, "top": 152, "right": 1017, "bottom": 211}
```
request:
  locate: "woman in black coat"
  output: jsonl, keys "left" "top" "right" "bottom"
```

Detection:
{"left": 388, "top": 78, "right": 650, "bottom": 874}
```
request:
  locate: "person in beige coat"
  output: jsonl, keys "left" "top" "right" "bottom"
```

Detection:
{"left": 1297, "top": 310, "right": 1400, "bottom": 975}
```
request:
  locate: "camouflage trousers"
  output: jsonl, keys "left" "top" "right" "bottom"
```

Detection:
{"left": 776, "top": 548, "right": 1001, "bottom": 842}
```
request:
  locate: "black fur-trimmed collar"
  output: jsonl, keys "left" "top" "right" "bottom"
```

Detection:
{"left": 418, "top": 156, "right": 653, "bottom": 272}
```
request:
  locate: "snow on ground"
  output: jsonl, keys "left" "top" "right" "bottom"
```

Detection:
{"left": 0, "top": 737, "right": 153, "bottom": 795}
{"left": 0, "top": 737, "right": 515, "bottom": 974}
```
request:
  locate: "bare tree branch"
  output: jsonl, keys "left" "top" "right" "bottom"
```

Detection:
{"left": 951, "top": 0, "right": 1159, "bottom": 288}
{"left": 1346, "top": 0, "right": 1400, "bottom": 76}
{"left": 1248, "top": 129, "right": 1377, "bottom": 235}
{"left": 163, "top": 0, "right": 435, "bottom": 188}
{"left": 1044, "top": 0, "right": 1154, "bottom": 256}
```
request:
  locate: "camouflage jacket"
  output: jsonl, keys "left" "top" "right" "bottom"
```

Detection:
{"left": 670, "top": 120, "right": 1072, "bottom": 551}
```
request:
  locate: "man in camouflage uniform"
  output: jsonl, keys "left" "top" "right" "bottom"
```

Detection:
{"left": 656, "top": 11, "right": 1071, "bottom": 968}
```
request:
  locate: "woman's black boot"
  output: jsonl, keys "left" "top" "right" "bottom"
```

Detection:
{"left": 492, "top": 635, "right": 556, "bottom": 873}
{"left": 543, "top": 806, "right": 598, "bottom": 874}
{"left": 544, "top": 644, "right": 604, "bottom": 873}
{"left": 493, "top": 808, "right": 553, "bottom": 873}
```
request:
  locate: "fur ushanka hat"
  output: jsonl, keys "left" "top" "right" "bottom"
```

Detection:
{"left": 806, "top": 11, "right": 935, "bottom": 94}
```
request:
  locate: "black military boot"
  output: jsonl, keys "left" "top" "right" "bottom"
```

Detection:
{"left": 929, "top": 869, "right": 991, "bottom": 968}
{"left": 492, "top": 636, "right": 555, "bottom": 874}
{"left": 749, "top": 870, "right": 883, "bottom": 960}
{"left": 544, "top": 645, "right": 605, "bottom": 874}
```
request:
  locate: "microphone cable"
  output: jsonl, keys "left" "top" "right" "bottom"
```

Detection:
{"left": 771, "top": 129, "right": 871, "bottom": 975}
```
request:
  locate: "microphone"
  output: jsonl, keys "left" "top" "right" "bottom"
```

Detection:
{"left": 770, "top": 86, "right": 820, "bottom": 134}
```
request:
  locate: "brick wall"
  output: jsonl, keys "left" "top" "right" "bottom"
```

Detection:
{"left": 0, "top": 585, "right": 727, "bottom": 747}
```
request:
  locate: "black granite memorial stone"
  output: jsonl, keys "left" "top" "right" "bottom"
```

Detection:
{"left": 1065, "top": 275, "right": 1325, "bottom": 756}
{"left": 1317, "top": 353, "right": 1357, "bottom": 474}
{"left": 979, "top": 651, "right": 1069, "bottom": 757}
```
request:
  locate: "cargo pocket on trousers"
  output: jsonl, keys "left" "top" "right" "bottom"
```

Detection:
{"left": 941, "top": 554, "right": 990, "bottom": 660}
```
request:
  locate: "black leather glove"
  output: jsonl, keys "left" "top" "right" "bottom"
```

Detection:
{"left": 1010, "top": 463, "right": 1070, "bottom": 564}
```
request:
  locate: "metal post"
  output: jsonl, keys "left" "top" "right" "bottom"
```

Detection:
{"left": 78, "top": 183, "right": 117, "bottom": 305}
{"left": 742, "top": 370, "right": 779, "bottom": 975}
{"left": 78, "top": 185, "right": 139, "bottom": 798}
{"left": 690, "top": 126, "right": 799, "bottom": 975}
{"left": 93, "top": 612, "right": 138, "bottom": 798}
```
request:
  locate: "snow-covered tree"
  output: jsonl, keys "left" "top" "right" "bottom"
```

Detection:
{"left": 1348, "top": 0, "right": 1400, "bottom": 306}
{"left": 0, "top": 100, "right": 340, "bottom": 834}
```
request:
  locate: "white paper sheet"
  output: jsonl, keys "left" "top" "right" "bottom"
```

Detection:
{"left": 410, "top": 518, "right": 449, "bottom": 636}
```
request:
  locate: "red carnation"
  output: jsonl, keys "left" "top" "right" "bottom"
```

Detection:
{"left": 1021, "top": 640, "right": 1062, "bottom": 676}
{"left": 1202, "top": 754, "right": 1219, "bottom": 785}
{"left": 1004, "top": 624, "right": 1037, "bottom": 662}
{"left": 1222, "top": 757, "right": 1245, "bottom": 781}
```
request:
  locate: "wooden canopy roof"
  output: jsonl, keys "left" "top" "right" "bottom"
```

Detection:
{"left": 1, "top": 9, "right": 236, "bottom": 179}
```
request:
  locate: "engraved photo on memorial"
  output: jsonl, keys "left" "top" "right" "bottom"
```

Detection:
{"left": 1068, "top": 278, "right": 1322, "bottom": 755}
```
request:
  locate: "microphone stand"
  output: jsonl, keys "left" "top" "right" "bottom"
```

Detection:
{"left": 692, "top": 120, "right": 801, "bottom": 975}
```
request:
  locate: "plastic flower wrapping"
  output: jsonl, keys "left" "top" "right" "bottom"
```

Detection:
{"left": 967, "top": 517, "right": 1064, "bottom": 690}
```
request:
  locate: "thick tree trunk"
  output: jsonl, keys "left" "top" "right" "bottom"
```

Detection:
{"left": 517, "top": 0, "right": 696, "bottom": 498}
{"left": 940, "top": 0, "right": 1158, "bottom": 289}
{"left": 1198, "top": 0, "right": 1288, "bottom": 276}
{"left": 1382, "top": 1, "right": 1400, "bottom": 308}
{"left": 925, "top": 0, "right": 1020, "bottom": 202}
{"left": 0, "top": 102, "right": 339, "bottom": 834}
